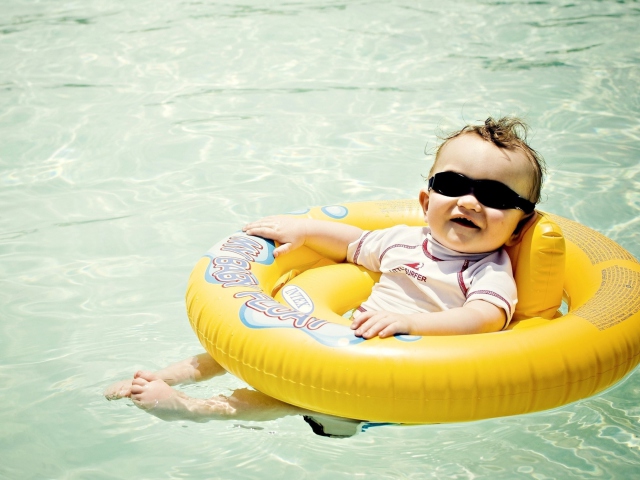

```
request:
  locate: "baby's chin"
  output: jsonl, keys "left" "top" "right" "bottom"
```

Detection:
{"left": 435, "top": 231, "right": 502, "bottom": 255}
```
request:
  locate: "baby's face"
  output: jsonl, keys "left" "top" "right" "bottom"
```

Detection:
{"left": 421, "top": 133, "right": 533, "bottom": 254}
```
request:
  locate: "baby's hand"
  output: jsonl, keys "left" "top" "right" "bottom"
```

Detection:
{"left": 242, "top": 216, "right": 308, "bottom": 258}
{"left": 350, "top": 310, "right": 415, "bottom": 339}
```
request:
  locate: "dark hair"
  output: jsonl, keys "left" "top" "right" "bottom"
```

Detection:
{"left": 430, "top": 116, "right": 546, "bottom": 204}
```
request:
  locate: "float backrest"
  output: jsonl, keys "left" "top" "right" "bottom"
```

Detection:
{"left": 506, "top": 213, "right": 565, "bottom": 320}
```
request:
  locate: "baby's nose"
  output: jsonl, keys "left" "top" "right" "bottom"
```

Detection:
{"left": 457, "top": 193, "right": 482, "bottom": 211}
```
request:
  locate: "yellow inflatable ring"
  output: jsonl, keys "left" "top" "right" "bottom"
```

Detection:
{"left": 186, "top": 200, "right": 640, "bottom": 423}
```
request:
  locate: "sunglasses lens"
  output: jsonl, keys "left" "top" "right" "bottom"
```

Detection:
{"left": 473, "top": 182, "right": 513, "bottom": 209}
{"left": 432, "top": 172, "right": 469, "bottom": 196}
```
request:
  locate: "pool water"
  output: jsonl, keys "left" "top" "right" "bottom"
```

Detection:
{"left": 1, "top": 0, "right": 639, "bottom": 478}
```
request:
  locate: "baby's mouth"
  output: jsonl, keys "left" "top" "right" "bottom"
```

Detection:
{"left": 451, "top": 217, "right": 480, "bottom": 229}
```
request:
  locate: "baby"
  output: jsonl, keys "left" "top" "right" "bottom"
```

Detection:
{"left": 245, "top": 116, "right": 543, "bottom": 338}
{"left": 104, "top": 116, "right": 544, "bottom": 428}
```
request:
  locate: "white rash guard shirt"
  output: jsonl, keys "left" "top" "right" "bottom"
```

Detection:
{"left": 346, "top": 225, "right": 517, "bottom": 328}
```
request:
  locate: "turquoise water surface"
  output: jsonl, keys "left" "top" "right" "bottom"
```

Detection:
{"left": 1, "top": 0, "right": 639, "bottom": 478}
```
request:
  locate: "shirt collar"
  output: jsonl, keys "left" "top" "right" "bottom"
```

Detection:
{"left": 425, "top": 228, "right": 496, "bottom": 262}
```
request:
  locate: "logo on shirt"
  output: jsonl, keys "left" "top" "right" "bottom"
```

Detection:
{"left": 390, "top": 263, "right": 427, "bottom": 282}
{"left": 405, "top": 262, "right": 423, "bottom": 270}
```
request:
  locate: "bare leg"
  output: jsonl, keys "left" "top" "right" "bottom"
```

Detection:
{"left": 129, "top": 371, "right": 304, "bottom": 422}
{"left": 105, "top": 353, "right": 364, "bottom": 435}
{"left": 104, "top": 352, "right": 225, "bottom": 400}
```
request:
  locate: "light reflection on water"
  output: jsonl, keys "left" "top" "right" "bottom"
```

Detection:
{"left": 1, "top": 0, "right": 639, "bottom": 478}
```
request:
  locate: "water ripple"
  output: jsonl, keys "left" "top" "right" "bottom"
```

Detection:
{"left": 1, "top": 0, "right": 639, "bottom": 478}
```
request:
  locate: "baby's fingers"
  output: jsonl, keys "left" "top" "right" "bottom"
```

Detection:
{"left": 352, "top": 312, "right": 409, "bottom": 339}
{"left": 243, "top": 215, "right": 284, "bottom": 232}
{"left": 242, "top": 224, "right": 275, "bottom": 238}
{"left": 350, "top": 310, "right": 374, "bottom": 330}
{"left": 377, "top": 323, "right": 404, "bottom": 339}
{"left": 272, "top": 243, "right": 293, "bottom": 258}
{"left": 352, "top": 315, "right": 386, "bottom": 339}
{"left": 358, "top": 322, "right": 388, "bottom": 339}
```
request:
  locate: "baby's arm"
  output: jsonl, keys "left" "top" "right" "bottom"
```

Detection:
{"left": 351, "top": 300, "right": 506, "bottom": 339}
{"left": 243, "top": 216, "right": 363, "bottom": 261}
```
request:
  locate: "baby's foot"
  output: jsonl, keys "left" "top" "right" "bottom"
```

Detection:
{"left": 104, "top": 378, "right": 134, "bottom": 400}
{"left": 130, "top": 371, "right": 241, "bottom": 420}
{"left": 105, "top": 370, "right": 163, "bottom": 400}
{"left": 129, "top": 370, "right": 205, "bottom": 420}
{"left": 130, "top": 371, "right": 173, "bottom": 409}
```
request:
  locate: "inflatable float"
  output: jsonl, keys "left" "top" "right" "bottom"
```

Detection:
{"left": 185, "top": 200, "right": 640, "bottom": 423}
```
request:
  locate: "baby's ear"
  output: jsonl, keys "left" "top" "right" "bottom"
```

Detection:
{"left": 419, "top": 188, "right": 430, "bottom": 220}
{"left": 505, "top": 212, "right": 537, "bottom": 246}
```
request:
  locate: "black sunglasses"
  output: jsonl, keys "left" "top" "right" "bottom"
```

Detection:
{"left": 428, "top": 171, "right": 535, "bottom": 214}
